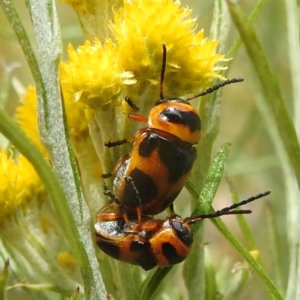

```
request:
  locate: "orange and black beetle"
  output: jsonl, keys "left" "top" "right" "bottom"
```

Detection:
{"left": 102, "top": 45, "right": 244, "bottom": 222}
{"left": 95, "top": 191, "right": 270, "bottom": 270}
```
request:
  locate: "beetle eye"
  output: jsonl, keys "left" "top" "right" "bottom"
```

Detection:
{"left": 172, "top": 220, "right": 193, "bottom": 246}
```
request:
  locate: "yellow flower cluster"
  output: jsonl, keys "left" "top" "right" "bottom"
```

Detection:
{"left": 111, "top": 0, "right": 224, "bottom": 98}
{"left": 11, "top": 0, "right": 226, "bottom": 220}
{"left": 61, "top": 0, "right": 224, "bottom": 113}
{"left": 60, "top": 39, "right": 133, "bottom": 108}
{"left": 0, "top": 149, "right": 45, "bottom": 222}
{"left": 15, "top": 86, "right": 48, "bottom": 158}
{"left": 16, "top": 85, "right": 89, "bottom": 143}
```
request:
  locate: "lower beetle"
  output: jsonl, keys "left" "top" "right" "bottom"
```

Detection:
{"left": 95, "top": 191, "right": 270, "bottom": 270}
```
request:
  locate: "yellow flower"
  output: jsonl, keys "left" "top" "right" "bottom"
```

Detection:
{"left": 0, "top": 149, "right": 45, "bottom": 222}
{"left": 57, "top": 251, "right": 77, "bottom": 270}
{"left": 111, "top": 0, "right": 224, "bottom": 100}
{"left": 60, "top": 38, "right": 133, "bottom": 109}
{"left": 16, "top": 85, "right": 90, "bottom": 143}
{"left": 62, "top": 84, "right": 90, "bottom": 140}
{"left": 15, "top": 86, "right": 48, "bottom": 158}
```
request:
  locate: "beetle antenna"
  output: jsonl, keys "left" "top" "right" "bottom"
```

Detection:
{"left": 185, "top": 190, "right": 271, "bottom": 225}
{"left": 160, "top": 45, "right": 167, "bottom": 99}
{"left": 185, "top": 78, "right": 244, "bottom": 102}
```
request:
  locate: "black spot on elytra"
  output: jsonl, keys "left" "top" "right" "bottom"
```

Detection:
{"left": 96, "top": 240, "right": 120, "bottom": 259}
{"left": 123, "top": 169, "right": 158, "bottom": 206}
{"left": 139, "top": 132, "right": 197, "bottom": 183}
{"left": 158, "top": 141, "right": 197, "bottom": 182}
{"left": 130, "top": 240, "right": 150, "bottom": 252}
{"left": 139, "top": 133, "right": 158, "bottom": 157}
{"left": 162, "top": 242, "right": 185, "bottom": 265}
{"left": 135, "top": 256, "right": 157, "bottom": 271}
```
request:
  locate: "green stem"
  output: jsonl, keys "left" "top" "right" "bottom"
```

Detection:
{"left": 139, "top": 267, "right": 173, "bottom": 300}
{"left": 0, "top": 1, "right": 106, "bottom": 298}
{"left": 212, "top": 217, "right": 283, "bottom": 300}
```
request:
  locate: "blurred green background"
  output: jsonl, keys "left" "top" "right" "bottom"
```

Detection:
{"left": 0, "top": 0, "right": 292, "bottom": 299}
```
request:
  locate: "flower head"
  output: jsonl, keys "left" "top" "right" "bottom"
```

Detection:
{"left": 15, "top": 86, "right": 48, "bottom": 158}
{"left": 0, "top": 149, "right": 45, "bottom": 222}
{"left": 111, "top": 0, "right": 224, "bottom": 100}
{"left": 60, "top": 38, "right": 133, "bottom": 109}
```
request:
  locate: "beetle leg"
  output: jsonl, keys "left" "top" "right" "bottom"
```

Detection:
{"left": 104, "top": 138, "right": 133, "bottom": 148}
{"left": 101, "top": 172, "right": 112, "bottom": 179}
{"left": 101, "top": 154, "right": 130, "bottom": 179}
{"left": 124, "top": 176, "right": 142, "bottom": 224}
{"left": 103, "top": 183, "right": 132, "bottom": 228}
{"left": 124, "top": 96, "right": 148, "bottom": 123}
{"left": 169, "top": 203, "right": 175, "bottom": 216}
{"left": 128, "top": 113, "right": 148, "bottom": 123}
{"left": 125, "top": 96, "right": 139, "bottom": 111}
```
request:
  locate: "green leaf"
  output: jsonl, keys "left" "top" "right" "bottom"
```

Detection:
{"left": 139, "top": 267, "right": 173, "bottom": 300}
{"left": 70, "top": 287, "right": 80, "bottom": 300}
{"left": 183, "top": 143, "right": 230, "bottom": 300}
{"left": 0, "top": 260, "right": 9, "bottom": 300}
{"left": 0, "top": 0, "right": 107, "bottom": 298}
{"left": 0, "top": 63, "right": 20, "bottom": 109}
{"left": 227, "top": 0, "right": 300, "bottom": 186}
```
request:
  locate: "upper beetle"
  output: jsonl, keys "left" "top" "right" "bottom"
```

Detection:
{"left": 102, "top": 45, "right": 243, "bottom": 223}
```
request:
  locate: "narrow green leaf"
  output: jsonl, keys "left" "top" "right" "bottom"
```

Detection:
{"left": 139, "top": 267, "right": 173, "bottom": 300}
{"left": 227, "top": 0, "right": 267, "bottom": 60}
{"left": 0, "top": 0, "right": 43, "bottom": 95}
{"left": 223, "top": 264, "right": 251, "bottom": 300}
{"left": 192, "top": 0, "right": 267, "bottom": 192}
{"left": 282, "top": 1, "right": 300, "bottom": 299}
{"left": 114, "top": 263, "right": 139, "bottom": 300}
{"left": 70, "top": 287, "right": 80, "bottom": 300}
{"left": 0, "top": 260, "right": 9, "bottom": 300}
{"left": 226, "top": 177, "right": 256, "bottom": 249}
{"left": 266, "top": 206, "right": 286, "bottom": 295}
{"left": 29, "top": 0, "right": 107, "bottom": 297}
{"left": 187, "top": 145, "right": 282, "bottom": 299}
{"left": 211, "top": 216, "right": 283, "bottom": 300}
{"left": 0, "top": 63, "right": 20, "bottom": 109}
{"left": 183, "top": 143, "right": 231, "bottom": 300}
{"left": 210, "top": 0, "right": 231, "bottom": 52}
{"left": 204, "top": 250, "right": 217, "bottom": 300}
{"left": 227, "top": 0, "right": 300, "bottom": 186}
{"left": 189, "top": 143, "right": 231, "bottom": 223}
{"left": 0, "top": 0, "right": 107, "bottom": 297}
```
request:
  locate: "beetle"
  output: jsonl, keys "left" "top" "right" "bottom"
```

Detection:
{"left": 95, "top": 191, "right": 270, "bottom": 270}
{"left": 102, "top": 45, "right": 244, "bottom": 223}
